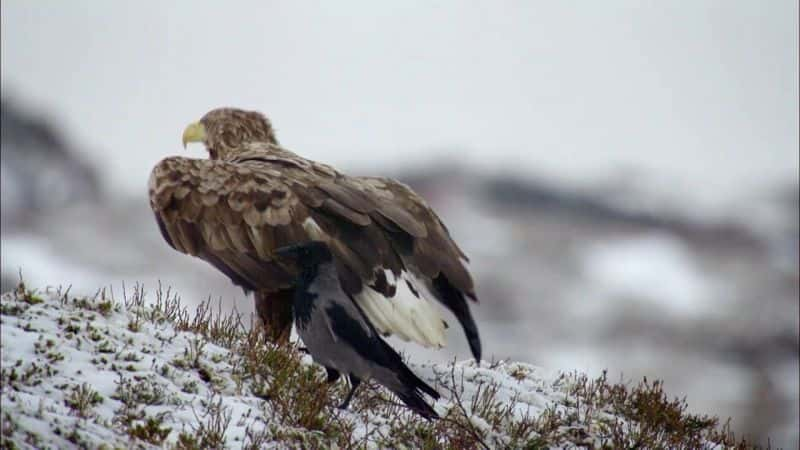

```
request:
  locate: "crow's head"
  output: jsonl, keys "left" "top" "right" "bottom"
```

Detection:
{"left": 274, "top": 240, "right": 333, "bottom": 267}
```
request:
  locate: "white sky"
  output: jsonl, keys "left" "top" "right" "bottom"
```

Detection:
{"left": 2, "top": 1, "right": 797, "bottom": 210}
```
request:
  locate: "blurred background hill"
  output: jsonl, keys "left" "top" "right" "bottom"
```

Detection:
{"left": 1, "top": 1, "right": 797, "bottom": 446}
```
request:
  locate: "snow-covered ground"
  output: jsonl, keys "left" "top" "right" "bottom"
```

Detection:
{"left": 3, "top": 284, "right": 743, "bottom": 449}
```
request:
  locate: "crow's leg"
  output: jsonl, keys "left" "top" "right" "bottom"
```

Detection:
{"left": 325, "top": 367, "right": 341, "bottom": 384}
{"left": 338, "top": 375, "right": 361, "bottom": 410}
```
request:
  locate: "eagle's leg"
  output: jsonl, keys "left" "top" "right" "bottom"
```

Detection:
{"left": 254, "top": 289, "right": 293, "bottom": 344}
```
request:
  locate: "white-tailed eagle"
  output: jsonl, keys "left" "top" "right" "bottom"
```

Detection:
{"left": 148, "top": 108, "right": 482, "bottom": 360}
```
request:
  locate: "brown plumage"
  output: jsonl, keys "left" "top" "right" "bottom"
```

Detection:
{"left": 149, "top": 107, "right": 482, "bottom": 360}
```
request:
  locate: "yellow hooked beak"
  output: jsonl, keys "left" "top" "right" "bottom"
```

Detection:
{"left": 182, "top": 121, "right": 207, "bottom": 149}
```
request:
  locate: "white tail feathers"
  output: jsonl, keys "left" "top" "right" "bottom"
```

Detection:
{"left": 354, "top": 270, "right": 447, "bottom": 348}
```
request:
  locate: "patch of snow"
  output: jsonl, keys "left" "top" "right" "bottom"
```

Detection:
{"left": 577, "top": 234, "right": 717, "bottom": 318}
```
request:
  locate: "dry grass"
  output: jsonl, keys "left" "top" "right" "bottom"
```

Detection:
{"left": 1, "top": 280, "right": 767, "bottom": 449}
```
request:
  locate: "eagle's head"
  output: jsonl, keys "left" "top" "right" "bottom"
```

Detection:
{"left": 182, "top": 107, "right": 278, "bottom": 160}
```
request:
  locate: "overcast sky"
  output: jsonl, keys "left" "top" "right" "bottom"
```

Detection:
{"left": 2, "top": 1, "right": 797, "bottom": 211}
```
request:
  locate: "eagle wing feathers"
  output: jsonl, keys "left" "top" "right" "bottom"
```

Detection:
{"left": 149, "top": 145, "right": 478, "bottom": 353}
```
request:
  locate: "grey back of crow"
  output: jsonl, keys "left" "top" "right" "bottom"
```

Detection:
{"left": 276, "top": 241, "right": 440, "bottom": 419}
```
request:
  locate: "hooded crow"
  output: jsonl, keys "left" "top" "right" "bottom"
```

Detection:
{"left": 275, "top": 241, "right": 440, "bottom": 419}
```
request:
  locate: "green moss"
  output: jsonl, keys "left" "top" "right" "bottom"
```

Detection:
{"left": 181, "top": 380, "right": 199, "bottom": 394}
{"left": 127, "top": 320, "right": 141, "bottom": 332}
{"left": 64, "top": 383, "right": 104, "bottom": 419}
{"left": 97, "top": 300, "right": 114, "bottom": 316}
{"left": 128, "top": 417, "right": 171, "bottom": 445}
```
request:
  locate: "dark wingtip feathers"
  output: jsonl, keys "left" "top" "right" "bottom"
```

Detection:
{"left": 431, "top": 274, "right": 483, "bottom": 362}
{"left": 457, "top": 306, "right": 482, "bottom": 362}
{"left": 469, "top": 333, "right": 482, "bottom": 363}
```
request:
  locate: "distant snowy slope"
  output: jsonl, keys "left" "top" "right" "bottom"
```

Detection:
{"left": 1, "top": 97, "right": 100, "bottom": 229}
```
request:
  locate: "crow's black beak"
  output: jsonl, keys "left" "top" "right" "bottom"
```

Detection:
{"left": 273, "top": 243, "right": 306, "bottom": 258}
{"left": 274, "top": 240, "right": 331, "bottom": 263}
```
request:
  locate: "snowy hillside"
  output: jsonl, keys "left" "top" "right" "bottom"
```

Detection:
{"left": 1, "top": 282, "right": 748, "bottom": 449}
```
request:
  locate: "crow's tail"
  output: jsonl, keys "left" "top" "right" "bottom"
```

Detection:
{"left": 396, "top": 389, "right": 439, "bottom": 420}
{"left": 395, "top": 363, "right": 440, "bottom": 419}
{"left": 397, "top": 361, "right": 440, "bottom": 400}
